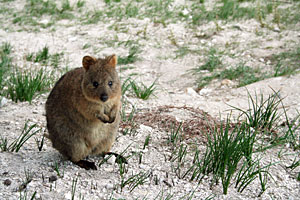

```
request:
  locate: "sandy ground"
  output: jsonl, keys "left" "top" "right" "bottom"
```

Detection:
{"left": 0, "top": 0, "right": 300, "bottom": 199}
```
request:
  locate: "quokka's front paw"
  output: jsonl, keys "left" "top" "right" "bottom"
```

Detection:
{"left": 102, "top": 105, "right": 117, "bottom": 123}
{"left": 107, "top": 115, "right": 116, "bottom": 123}
{"left": 97, "top": 114, "right": 115, "bottom": 124}
{"left": 97, "top": 114, "right": 110, "bottom": 123}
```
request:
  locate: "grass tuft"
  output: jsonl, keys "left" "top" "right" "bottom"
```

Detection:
{"left": 230, "top": 90, "right": 282, "bottom": 132}
{"left": 118, "top": 46, "right": 140, "bottom": 65}
{"left": 121, "top": 77, "right": 156, "bottom": 100}
{"left": 272, "top": 47, "right": 300, "bottom": 77}
{"left": 120, "top": 171, "right": 151, "bottom": 192}
{"left": 129, "top": 79, "right": 156, "bottom": 100}
{"left": 192, "top": 48, "right": 223, "bottom": 73}
{"left": 26, "top": 46, "right": 64, "bottom": 67}
{"left": 167, "top": 122, "right": 183, "bottom": 146}
{"left": 76, "top": 0, "right": 85, "bottom": 8}
{"left": 235, "top": 158, "right": 276, "bottom": 194}
{"left": 7, "top": 68, "right": 53, "bottom": 103}
{"left": 178, "top": 91, "right": 290, "bottom": 194}
{"left": 0, "top": 121, "right": 40, "bottom": 152}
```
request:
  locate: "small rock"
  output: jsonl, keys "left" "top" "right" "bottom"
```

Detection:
{"left": 221, "top": 79, "right": 234, "bottom": 86}
{"left": 139, "top": 164, "right": 148, "bottom": 169}
{"left": 105, "top": 156, "right": 116, "bottom": 165}
{"left": 3, "top": 179, "right": 11, "bottom": 186}
{"left": 103, "top": 166, "right": 114, "bottom": 172}
{"left": 273, "top": 27, "right": 280, "bottom": 32}
{"left": 40, "top": 19, "right": 49, "bottom": 24}
{"left": 199, "top": 88, "right": 212, "bottom": 96}
{"left": 105, "top": 183, "right": 114, "bottom": 190}
{"left": 64, "top": 192, "right": 72, "bottom": 199}
{"left": 0, "top": 97, "right": 7, "bottom": 107}
{"left": 182, "top": 9, "right": 189, "bottom": 15}
{"left": 49, "top": 175, "right": 57, "bottom": 182}
{"left": 68, "top": 37, "right": 77, "bottom": 42}
{"left": 139, "top": 124, "right": 153, "bottom": 133}
{"left": 141, "top": 148, "right": 148, "bottom": 153}
{"left": 259, "top": 58, "right": 264, "bottom": 62}
{"left": 185, "top": 87, "right": 198, "bottom": 96}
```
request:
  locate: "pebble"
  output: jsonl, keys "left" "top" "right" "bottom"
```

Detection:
{"left": 141, "top": 148, "right": 148, "bottom": 153}
{"left": 40, "top": 19, "right": 49, "bottom": 24}
{"left": 103, "top": 167, "right": 114, "bottom": 172}
{"left": 105, "top": 183, "right": 114, "bottom": 190}
{"left": 64, "top": 192, "right": 72, "bottom": 200}
{"left": 139, "top": 164, "right": 148, "bottom": 169}
{"left": 139, "top": 124, "right": 153, "bottom": 133}
{"left": 0, "top": 97, "right": 8, "bottom": 107}
{"left": 3, "top": 179, "right": 11, "bottom": 186}
{"left": 221, "top": 79, "right": 234, "bottom": 87}
{"left": 185, "top": 87, "right": 198, "bottom": 96}
{"left": 273, "top": 27, "right": 280, "bottom": 32}
{"left": 68, "top": 37, "right": 77, "bottom": 42}
{"left": 49, "top": 175, "right": 57, "bottom": 182}
{"left": 106, "top": 156, "right": 116, "bottom": 165}
{"left": 199, "top": 88, "right": 212, "bottom": 96}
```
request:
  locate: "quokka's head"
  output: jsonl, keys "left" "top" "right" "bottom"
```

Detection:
{"left": 81, "top": 54, "right": 121, "bottom": 103}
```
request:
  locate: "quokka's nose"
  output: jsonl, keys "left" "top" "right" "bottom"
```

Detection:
{"left": 100, "top": 94, "right": 108, "bottom": 102}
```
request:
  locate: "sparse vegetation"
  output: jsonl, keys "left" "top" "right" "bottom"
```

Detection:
{"left": 121, "top": 77, "right": 156, "bottom": 100}
{"left": 35, "top": 134, "right": 45, "bottom": 152}
{"left": 193, "top": 48, "right": 223, "bottom": 73}
{"left": 0, "top": 120, "right": 40, "bottom": 152}
{"left": 193, "top": 59, "right": 265, "bottom": 89}
{"left": 120, "top": 171, "right": 151, "bottom": 192}
{"left": 53, "top": 161, "right": 64, "bottom": 178}
{"left": 7, "top": 68, "right": 53, "bottom": 103}
{"left": 118, "top": 46, "right": 140, "bottom": 65}
{"left": 271, "top": 47, "right": 300, "bottom": 77}
{"left": 129, "top": 79, "right": 156, "bottom": 100}
{"left": 231, "top": 90, "right": 282, "bottom": 132}
{"left": 0, "top": 42, "right": 13, "bottom": 95}
{"left": 12, "top": 0, "right": 75, "bottom": 28}
{"left": 0, "top": 43, "right": 56, "bottom": 103}
{"left": 192, "top": 47, "right": 300, "bottom": 89}
{"left": 26, "top": 46, "right": 64, "bottom": 67}
{"left": 71, "top": 177, "right": 85, "bottom": 200}
{"left": 165, "top": 91, "right": 299, "bottom": 195}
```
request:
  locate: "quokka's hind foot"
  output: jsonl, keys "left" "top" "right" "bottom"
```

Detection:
{"left": 74, "top": 160, "right": 97, "bottom": 170}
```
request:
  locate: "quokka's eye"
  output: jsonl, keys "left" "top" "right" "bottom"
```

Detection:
{"left": 108, "top": 81, "right": 113, "bottom": 87}
{"left": 93, "top": 81, "right": 99, "bottom": 88}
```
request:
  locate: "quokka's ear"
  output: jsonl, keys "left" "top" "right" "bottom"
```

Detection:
{"left": 82, "top": 56, "right": 97, "bottom": 71}
{"left": 106, "top": 54, "right": 117, "bottom": 67}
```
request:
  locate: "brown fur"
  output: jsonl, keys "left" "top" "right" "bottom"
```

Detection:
{"left": 46, "top": 55, "right": 121, "bottom": 163}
